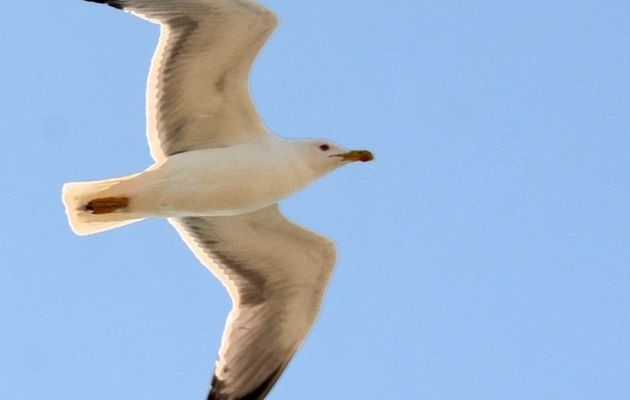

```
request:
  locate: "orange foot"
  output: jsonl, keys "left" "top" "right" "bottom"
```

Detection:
{"left": 84, "top": 197, "right": 129, "bottom": 214}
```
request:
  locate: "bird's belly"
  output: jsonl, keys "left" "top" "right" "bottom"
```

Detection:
{"left": 126, "top": 158, "right": 298, "bottom": 217}
{"left": 151, "top": 185, "right": 280, "bottom": 217}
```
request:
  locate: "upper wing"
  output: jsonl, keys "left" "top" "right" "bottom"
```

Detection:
{"left": 86, "top": 0, "right": 278, "bottom": 160}
{"left": 169, "top": 205, "right": 337, "bottom": 400}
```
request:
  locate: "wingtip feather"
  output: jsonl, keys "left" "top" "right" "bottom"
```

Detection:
{"left": 83, "top": 0, "right": 125, "bottom": 10}
{"left": 207, "top": 365, "right": 286, "bottom": 400}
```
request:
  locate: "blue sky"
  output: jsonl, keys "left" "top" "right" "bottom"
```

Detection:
{"left": 2, "top": 1, "right": 629, "bottom": 399}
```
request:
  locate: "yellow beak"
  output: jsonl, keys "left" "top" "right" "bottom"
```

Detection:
{"left": 333, "top": 150, "right": 374, "bottom": 162}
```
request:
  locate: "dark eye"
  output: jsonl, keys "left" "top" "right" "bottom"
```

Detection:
{"left": 319, "top": 144, "right": 330, "bottom": 151}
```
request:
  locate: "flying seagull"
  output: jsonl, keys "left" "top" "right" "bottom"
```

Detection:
{"left": 63, "top": 0, "right": 373, "bottom": 399}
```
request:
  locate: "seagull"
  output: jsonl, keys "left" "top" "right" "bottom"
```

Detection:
{"left": 63, "top": 0, "right": 373, "bottom": 399}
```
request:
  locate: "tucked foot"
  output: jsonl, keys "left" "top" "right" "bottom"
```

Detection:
{"left": 84, "top": 197, "right": 129, "bottom": 214}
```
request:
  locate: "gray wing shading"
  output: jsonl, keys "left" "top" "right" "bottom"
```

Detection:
{"left": 84, "top": 0, "right": 278, "bottom": 160}
{"left": 169, "top": 205, "right": 337, "bottom": 400}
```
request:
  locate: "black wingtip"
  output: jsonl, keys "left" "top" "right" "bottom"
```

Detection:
{"left": 84, "top": 0, "right": 125, "bottom": 10}
{"left": 207, "top": 366, "right": 286, "bottom": 400}
{"left": 207, "top": 375, "right": 221, "bottom": 400}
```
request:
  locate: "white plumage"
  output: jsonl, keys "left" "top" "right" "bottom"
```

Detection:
{"left": 63, "top": 1, "right": 372, "bottom": 399}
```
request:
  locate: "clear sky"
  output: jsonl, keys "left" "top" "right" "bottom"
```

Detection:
{"left": 1, "top": 1, "right": 629, "bottom": 399}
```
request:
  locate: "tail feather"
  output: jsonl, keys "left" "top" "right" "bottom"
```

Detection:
{"left": 62, "top": 178, "right": 143, "bottom": 236}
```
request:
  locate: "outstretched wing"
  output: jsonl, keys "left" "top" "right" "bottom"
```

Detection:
{"left": 170, "top": 205, "right": 337, "bottom": 400}
{"left": 85, "top": 0, "right": 278, "bottom": 160}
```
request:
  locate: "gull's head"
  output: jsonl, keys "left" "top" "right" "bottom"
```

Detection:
{"left": 297, "top": 140, "right": 374, "bottom": 176}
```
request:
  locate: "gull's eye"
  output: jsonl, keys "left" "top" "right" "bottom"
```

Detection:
{"left": 319, "top": 144, "right": 330, "bottom": 151}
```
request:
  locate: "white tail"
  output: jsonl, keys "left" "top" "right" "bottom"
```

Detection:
{"left": 62, "top": 177, "right": 144, "bottom": 236}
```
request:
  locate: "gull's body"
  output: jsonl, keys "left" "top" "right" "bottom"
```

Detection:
{"left": 63, "top": 0, "right": 372, "bottom": 399}
{"left": 75, "top": 139, "right": 332, "bottom": 221}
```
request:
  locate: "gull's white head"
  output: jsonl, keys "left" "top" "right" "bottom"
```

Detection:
{"left": 296, "top": 139, "right": 374, "bottom": 177}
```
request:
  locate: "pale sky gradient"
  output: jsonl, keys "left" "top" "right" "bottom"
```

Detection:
{"left": 1, "top": 1, "right": 629, "bottom": 399}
